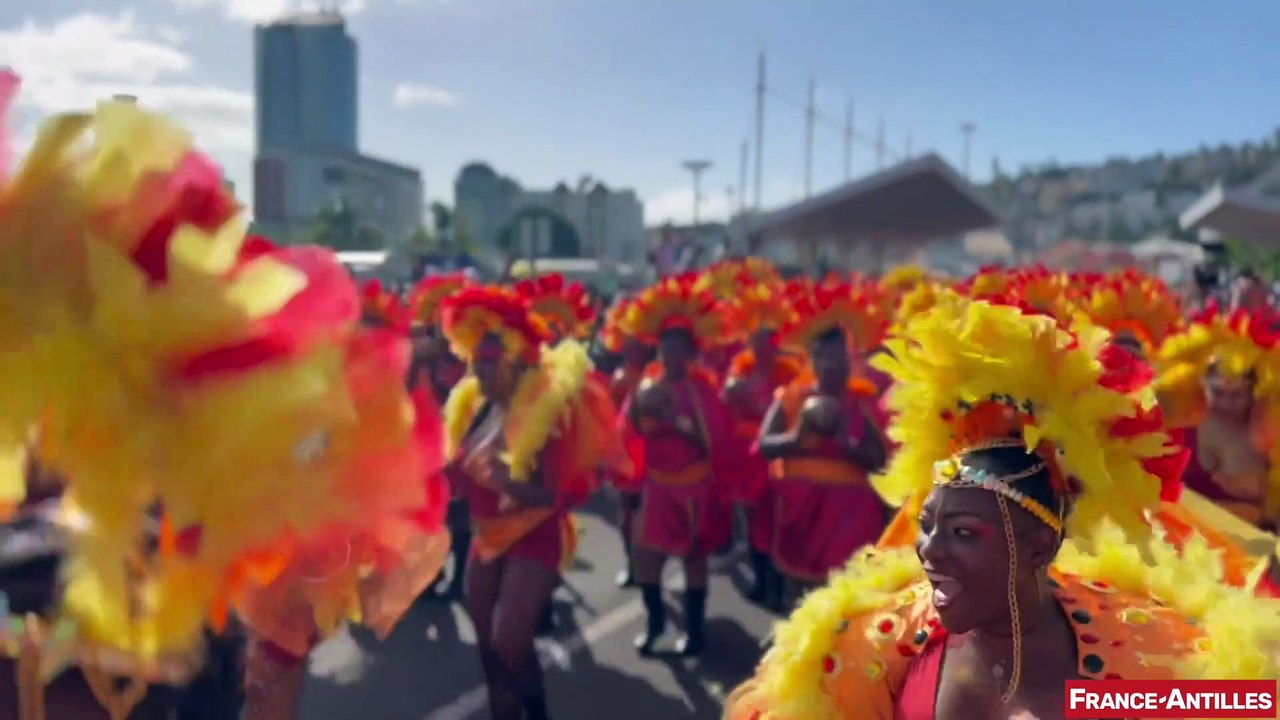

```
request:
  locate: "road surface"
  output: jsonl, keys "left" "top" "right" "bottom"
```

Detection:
{"left": 297, "top": 495, "right": 778, "bottom": 720}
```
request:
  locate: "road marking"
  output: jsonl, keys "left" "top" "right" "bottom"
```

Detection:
{"left": 425, "top": 569, "right": 680, "bottom": 720}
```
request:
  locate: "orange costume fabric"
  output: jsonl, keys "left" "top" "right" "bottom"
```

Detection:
{"left": 609, "top": 364, "right": 648, "bottom": 494}
{"left": 769, "top": 381, "right": 888, "bottom": 582}
{"left": 736, "top": 572, "right": 1201, "bottom": 720}
{"left": 627, "top": 373, "right": 740, "bottom": 557}
{"left": 725, "top": 350, "right": 803, "bottom": 553}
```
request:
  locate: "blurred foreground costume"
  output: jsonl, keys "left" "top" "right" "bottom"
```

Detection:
{"left": 0, "top": 72, "right": 448, "bottom": 718}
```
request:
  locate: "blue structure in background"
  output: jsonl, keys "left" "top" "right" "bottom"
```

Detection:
{"left": 254, "top": 10, "right": 357, "bottom": 152}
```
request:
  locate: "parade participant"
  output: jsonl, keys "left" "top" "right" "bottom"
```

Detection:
{"left": 727, "top": 295, "right": 1280, "bottom": 720}
{"left": 756, "top": 282, "right": 890, "bottom": 598}
{"left": 514, "top": 272, "right": 612, "bottom": 632}
{"left": 407, "top": 273, "right": 471, "bottom": 403}
{"left": 600, "top": 296, "right": 652, "bottom": 588}
{"left": 516, "top": 272, "right": 597, "bottom": 346}
{"left": 1231, "top": 268, "right": 1272, "bottom": 314}
{"left": 619, "top": 273, "right": 740, "bottom": 656}
{"left": 1156, "top": 306, "right": 1280, "bottom": 528}
{"left": 440, "top": 284, "right": 624, "bottom": 720}
{"left": 696, "top": 258, "right": 781, "bottom": 378}
{"left": 406, "top": 274, "right": 473, "bottom": 600}
{"left": 1084, "top": 268, "right": 1183, "bottom": 360}
{"left": 0, "top": 81, "right": 448, "bottom": 717}
{"left": 721, "top": 278, "right": 800, "bottom": 607}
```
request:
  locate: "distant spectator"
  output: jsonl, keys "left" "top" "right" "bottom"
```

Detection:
{"left": 1230, "top": 269, "right": 1270, "bottom": 313}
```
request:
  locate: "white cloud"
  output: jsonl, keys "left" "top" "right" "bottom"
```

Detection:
{"left": 0, "top": 12, "right": 253, "bottom": 156}
{"left": 172, "top": 0, "right": 370, "bottom": 24}
{"left": 644, "top": 186, "right": 736, "bottom": 226}
{"left": 393, "top": 83, "right": 458, "bottom": 108}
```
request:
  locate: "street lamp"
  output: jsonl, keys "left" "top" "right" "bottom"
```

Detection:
{"left": 960, "top": 122, "right": 976, "bottom": 180}
{"left": 682, "top": 160, "right": 712, "bottom": 229}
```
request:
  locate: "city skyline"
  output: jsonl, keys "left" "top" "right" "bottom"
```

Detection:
{"left": 1, "top": 0, "right": 1278, "bottom": 226}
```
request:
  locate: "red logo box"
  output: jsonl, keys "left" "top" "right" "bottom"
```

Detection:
{"left": 1065, "top": 680, "right": 1277, "bottom": 719}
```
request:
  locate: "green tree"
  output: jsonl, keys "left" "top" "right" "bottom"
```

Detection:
{"left": 306, "top": 201, "right": 385, "bottom": 251}
{"left": 430, "top": 202, "right": 453, "bottom": 235}
{"left": 407, "top": 224, "right": 436, "bottom": 254}
{"left": 451, "top": 215, "right": 477, "bottom": 254}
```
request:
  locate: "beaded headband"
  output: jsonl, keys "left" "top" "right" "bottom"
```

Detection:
{"left": 932, "top": 438, "right": 1065, "bottom": 533}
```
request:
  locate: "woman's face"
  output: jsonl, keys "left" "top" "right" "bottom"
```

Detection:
{"left": 916, "top": 485, "right": 1045, "bottom": 635}
{"left": 749, "top": 329, "right": 778, "bottom": 367}
{"left": 1205, "top": 369, "right": 1254, "bottom": 422}
{"left": 433, "top": 352, "right": 466, "bottom": 390}
{"left": 473, "top": 335, "right": 515, "bottom": 401}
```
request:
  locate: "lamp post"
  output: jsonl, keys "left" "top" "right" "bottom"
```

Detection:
{"left": 682, "top": 160, "right": 712, "bottom": 229}
{"left": 961, "top": 122, "right": 976, "bottom": 180}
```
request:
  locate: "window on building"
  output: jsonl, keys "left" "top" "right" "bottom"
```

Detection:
{"left": 323, "top": 166, "right": 346, "bottom": 184}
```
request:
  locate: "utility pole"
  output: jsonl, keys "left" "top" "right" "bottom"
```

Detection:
{"left": 961, "top": 122, "right": 976, "bottom": 180}
{"left": 682, "top": 160, "right": 712, "bottom": 229}
{"left": 754, "top": 49, "right": 766, "bottom": 211}
{"left": 804, "top": 77, "right": 816, "bottom": 199}
{"left": 876, "top": 113, "right": 886, "bottom": 170}
{"left": 844, "top": 100, "right": 854, "bottom": 181}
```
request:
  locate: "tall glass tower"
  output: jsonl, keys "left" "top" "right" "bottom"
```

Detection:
{"left": 254, "top": 10, "right": 357, "bottom": 151}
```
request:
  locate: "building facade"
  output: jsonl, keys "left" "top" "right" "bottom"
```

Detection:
{"left": 252, "top": 10, "right": 422, "bottom": 245}
{"left": 254, "top": 145, "right": 423, "bottom": 244}
{"left": 254, "top": 10, "right": 357, "bottom": 151}
{"left": 453, "top": 163, "right": 646, "bottom": 270}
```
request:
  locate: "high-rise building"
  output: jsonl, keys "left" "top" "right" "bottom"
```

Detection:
{"left": 254, "top": 10, "right": 357, "bottom": 151}
{"left": 252, "top": 10, "right": 422, "bottom": 247}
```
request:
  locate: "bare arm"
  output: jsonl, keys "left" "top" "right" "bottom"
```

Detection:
{"left": 839, "top": 406, "right": 888, "bottom": 473}
{"left": 756, "top": 397, "right": 801, "bottom": 460}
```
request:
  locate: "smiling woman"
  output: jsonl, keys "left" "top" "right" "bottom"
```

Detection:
{"left": 725, "top": 292, "right": 1280, "bottom": 720}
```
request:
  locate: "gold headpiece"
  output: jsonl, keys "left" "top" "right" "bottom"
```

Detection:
{"left": 932, "top": 438, "right": 1064, "bottom": 533}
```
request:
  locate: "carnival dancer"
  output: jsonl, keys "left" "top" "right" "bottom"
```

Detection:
{"left": 1156, "top": 306, "right": 1280, "bottom": 529}
{"left": 720, "top": 277, "right": 800, "bottom": 607}
{"left": 756, "top": 282, "right": 890, "bottom": 600}
{"left": 439, "top": 285, "right": 624, "bottom": 720}
{"left": 1083, "top": 268, "right": 1184, "bottom": 361}
{"left": 726, "top": 293, "right": 1280, "bottom": 720}
{"left": 0, "top": 80, "right": 449, "bottom": 718}
{"left": 405, "top": 274, "right": 474, "bottom": 600}
{"left": 600, "top": 296, "right": 653, "bottom": 588}
{"left": 514, "top": 273, "right": 612, "bottom": 632}
{"left": 619, "top": 274, "right": 740, "bottom": 656}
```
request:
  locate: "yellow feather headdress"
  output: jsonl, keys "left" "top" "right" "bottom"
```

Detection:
{"left": 872, "top": 291, "right": 1175, "bottom": 540}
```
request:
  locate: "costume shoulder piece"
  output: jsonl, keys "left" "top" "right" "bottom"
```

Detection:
{"left": 725, "top": 546, "right": 930, "bottom": 720}
{"left": 1056, "top": 522, "right": 1280, "bottom": 680}
{"left": 443, "top": 376, "right": 484, "bottom": 456}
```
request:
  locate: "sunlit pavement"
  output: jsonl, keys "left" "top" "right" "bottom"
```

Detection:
{"left": 298, "top": 495, "right": 777, "bottom": 720}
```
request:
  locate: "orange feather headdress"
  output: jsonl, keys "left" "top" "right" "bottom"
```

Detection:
{"left": 1085, "top": 269, "right": 1183, "bottom": 352}
{"left": 515, "top": 273, "right": 596, "bottom": 341}
{"left": 696, "top": 257, "right": 781, "bottom": 300}
{"left": 779, "top": 281, "right": 889, "bottom": 353}
{"left": 725, "top": 276, "right": 795, "bottom": 340}
{"left": 601, "top": 296, "right": 637, "bottom": 353}
{"left": 360, "top": 278, "right": 409, "bottom": 330}
{"left": 440, "top": 285, "right": 550, "bottom": 363}
{"left": 621, "top": 272, "right": 722, "bottom": 346}
{"left": 407, "top": 273, "right": 470, "bottom": 330}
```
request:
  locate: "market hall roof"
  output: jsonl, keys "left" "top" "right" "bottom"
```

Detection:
{"left": 746, "top": 153, "right": 1002, "bottom": 247}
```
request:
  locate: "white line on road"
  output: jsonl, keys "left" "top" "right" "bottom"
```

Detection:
{"left": 424, "top": 569, "right": 681, "bottom": 720}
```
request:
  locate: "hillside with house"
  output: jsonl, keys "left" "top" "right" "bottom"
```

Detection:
{"left": 983, "top": 129, "right": 1280, "bottom": 252}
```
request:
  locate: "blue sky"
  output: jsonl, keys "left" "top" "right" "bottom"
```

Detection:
{"left": 2, "top": 0, "right": 1277, "bottom": 224}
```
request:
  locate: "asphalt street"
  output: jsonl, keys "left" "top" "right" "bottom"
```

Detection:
{"left": 297, "top": 494, "right": 777, "bottom": 720}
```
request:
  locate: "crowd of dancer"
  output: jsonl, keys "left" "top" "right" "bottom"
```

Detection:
{"left": 1, "top": 75, "right": 1280, "bottom": 720}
